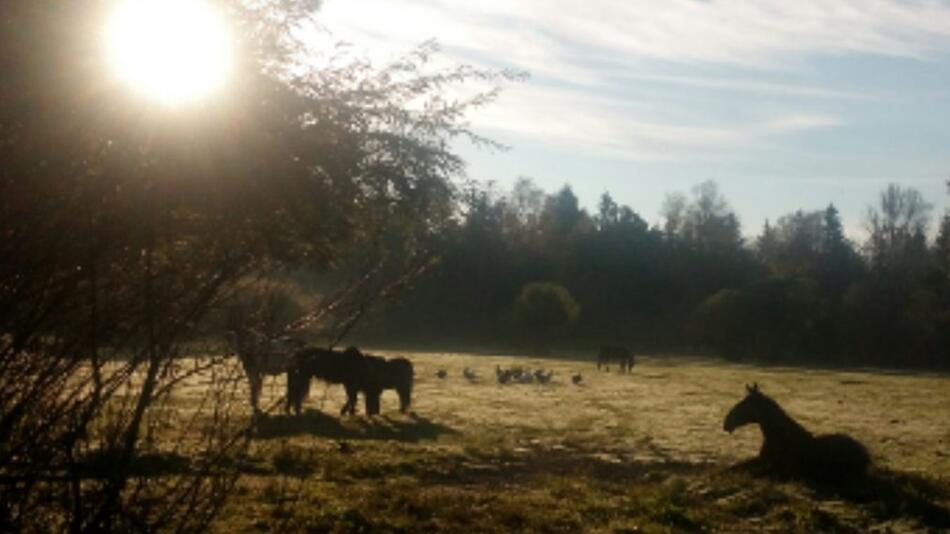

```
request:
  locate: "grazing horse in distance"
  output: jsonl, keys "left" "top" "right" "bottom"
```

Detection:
{"left": 225, "top": 328, "right": 304, "bottom": 414}
{"left": 597, "top": 345, "right": 634, "bottom": 372}
{"left": 286, "top": 346, "right": 413, "bottom": 416}
{"left": 724, "top": 383, "right": 870, "bottom": 482}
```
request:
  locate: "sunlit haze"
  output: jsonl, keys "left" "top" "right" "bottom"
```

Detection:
{"left": 106, "top": 0, "right": 232, "bottom": 104}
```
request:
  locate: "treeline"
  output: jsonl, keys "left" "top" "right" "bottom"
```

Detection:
{"left": 365, "top": 178, "right": 950, "bottom": 368}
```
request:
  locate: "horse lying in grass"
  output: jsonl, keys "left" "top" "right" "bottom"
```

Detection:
{"left": 724, "top": 383, "right": 870, "bottom": 482}
{"left": 286, "top": 346, "right": 413, "bottom": 416}
{"left": 597, "top": 345, "right": 634, "bottom": 372}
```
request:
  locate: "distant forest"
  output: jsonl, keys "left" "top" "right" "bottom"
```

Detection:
{"left": 363, "top": 178, "right": 950, "bottom": 368}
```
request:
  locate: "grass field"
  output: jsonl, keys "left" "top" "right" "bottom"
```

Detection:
{"left": 180, "top": 351, "right": 950, "bottom": 532}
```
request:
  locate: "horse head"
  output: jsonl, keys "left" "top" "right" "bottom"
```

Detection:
{"left": 723, "top": 383, "right": 764, "bottom": 433}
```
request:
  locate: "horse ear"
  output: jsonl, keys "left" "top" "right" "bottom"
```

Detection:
{"left": 752, "top": 382, "right": 759, "bottom": 392}
{"left": 745, "top": 383, "right": 753, "bottom": 393}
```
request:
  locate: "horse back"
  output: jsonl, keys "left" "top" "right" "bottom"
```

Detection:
{"left": 294, "top": 347, "right": 352, "bottom": 384}
{"left": 237, "top": 334, "right": 302, "bottom": 376}
{"left": 386, "top": 357, "right": 414, "bottom": 379}
{"left": 810, "top": 433, "right": 870, "bottom": 478}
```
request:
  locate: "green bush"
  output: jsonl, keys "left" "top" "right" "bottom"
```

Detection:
{"left": 512, "top": 282, "right": 579, "bottom": 352}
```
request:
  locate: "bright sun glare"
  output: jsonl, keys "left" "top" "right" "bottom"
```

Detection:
{"left": 106, "top": 0, "right": 233, "bottom": 104}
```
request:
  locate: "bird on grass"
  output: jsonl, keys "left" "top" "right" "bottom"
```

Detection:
{"left": 572, "top": 373, "right": 583, "bottom": 385}
{"left": 535, "top": 369, "right": 554, "bottom": 384}
{"left": 463, "top": 367, "right": 477, "bottom": 381}
{"left": 436, "top": 369, "right": 447, "bottom": 379}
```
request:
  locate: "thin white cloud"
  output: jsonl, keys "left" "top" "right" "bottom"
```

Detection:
{"left": 613, "top": 73, "right": 879, "bottom": 101}
{"left": 319, "top": 0, "right": 950, "bottom": 72}
{"left": 311, "top": 0, "right": 943, "bottom": 159}
{"left": 471, "top": 85, "right": 842, "bottom": 161}
{"left": 481, "top": 0, "right": 950, "bottom": 67}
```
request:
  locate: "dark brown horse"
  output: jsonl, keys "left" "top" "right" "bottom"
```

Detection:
{"left": 597, "top": 345, "right": 634, "bottom": 372}
{"left": 724, "top": 384, "right": 870, "bottom": 482}
{"left": 286, "top": 347, "right": 413, "bottom": 416}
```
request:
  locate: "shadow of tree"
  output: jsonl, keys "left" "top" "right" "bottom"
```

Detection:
{"left": 728, "top": 459, "right": 950, "bottom": 530}
{"left": 254, "top": 410, "right": 458, "bottom": 443}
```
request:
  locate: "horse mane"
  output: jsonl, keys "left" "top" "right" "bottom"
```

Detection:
{"left": 750, "top": 390, "right": 812, "bottom": 439}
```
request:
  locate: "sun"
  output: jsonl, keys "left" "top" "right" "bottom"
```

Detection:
{"left": 106, "top": 0, "right": 233, "bottom": 104}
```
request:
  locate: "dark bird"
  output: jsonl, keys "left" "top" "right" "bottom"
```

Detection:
{"left": 572, "top": 373, "right": 583, "bottom": 385}
{"left": 535, "top": 369, "right": 554, "bottom": 384}
{"left": 436, "top": 369, "right": 447, "bottom": 379}
{"left": 463, "top": 367, "right": 476, "bottom": 381}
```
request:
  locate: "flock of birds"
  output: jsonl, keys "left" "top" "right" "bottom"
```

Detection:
{"left": 435, "top": 365, "right": 584, "bottom": 385}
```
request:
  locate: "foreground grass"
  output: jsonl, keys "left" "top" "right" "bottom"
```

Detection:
{"left": 178, "top": 351, "right": 949, "bottom": 532}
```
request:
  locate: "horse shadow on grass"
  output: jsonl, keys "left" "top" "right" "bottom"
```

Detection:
{"left": 728, "top": 459, "right": 950, "bottom": 530}
{"left": 254, "top": 409, "right": 458, "bottom": 443}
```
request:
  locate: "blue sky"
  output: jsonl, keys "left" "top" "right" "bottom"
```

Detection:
{"left": 316, "top": 0, "right": 950, "bottom": 240}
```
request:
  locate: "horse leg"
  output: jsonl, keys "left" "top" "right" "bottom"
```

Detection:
{"left": 248, "top": 372, "right": 263, "bottom": 414}
{"left": 286, "top": 370, "right": 310, "bottom": 415}
{"left": 341, "top": 384, "right": 357, "bottom": 416}
{"left": 365, "top": 389, "right": 381, "bottom": 416}
{"left": 296, "top": 374, "right": 312, "bottom": 415}
{"left": 285, "top": 369, "right": 297, "bottom": 414}
{"left": 398, "top": 385, "right": 411, "bottom": 413}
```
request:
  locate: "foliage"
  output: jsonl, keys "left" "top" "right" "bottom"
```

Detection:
{"left": 365, "top": 178, "right": 948, "bottom": 367}
{"left": 0, "top": 0, "right": 515, "bottom": 530}
{"left": 512, "top": 281, "right": 580, "bottom": 333}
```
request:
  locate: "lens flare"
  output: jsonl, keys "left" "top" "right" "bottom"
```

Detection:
{"left": 106, "top": 0, "right": 233, "bottom": 104}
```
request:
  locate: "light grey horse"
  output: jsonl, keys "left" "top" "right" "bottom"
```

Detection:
{"left": 225, "top": 328, "right": 304, "bottom": 413}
